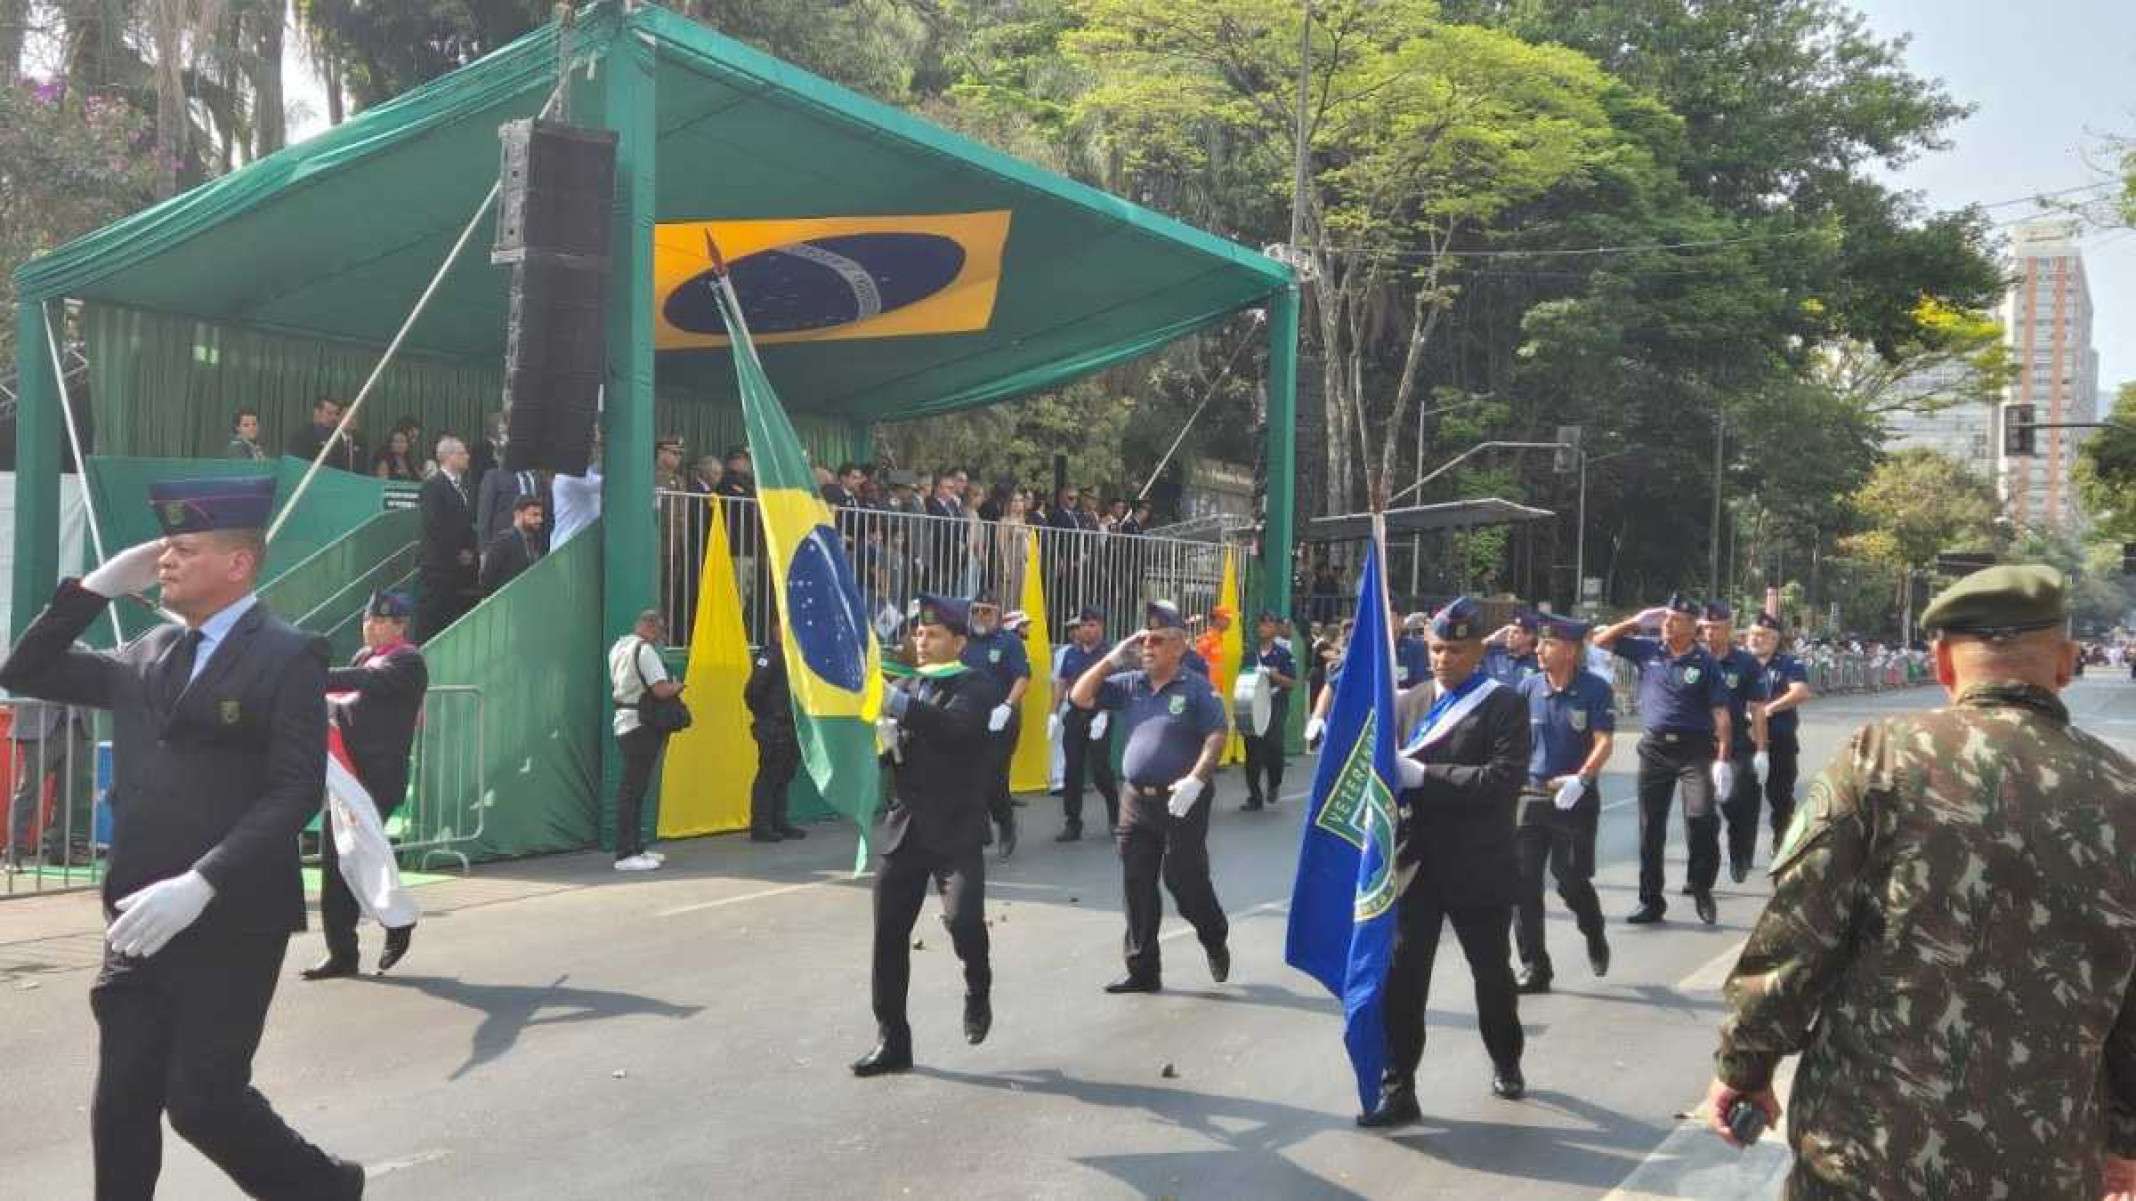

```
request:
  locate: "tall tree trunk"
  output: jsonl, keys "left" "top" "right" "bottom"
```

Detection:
{"left": 0, "top": 0, "right": 25, "bottom": 83}
{"left": 324, "top": 50, "right": 344, "bottom": 125}
{"left": 151, "top": 2, "right": 187, "bottom": 198}
{"left": 252, "top": 2, "right": 286, "bottom": 155}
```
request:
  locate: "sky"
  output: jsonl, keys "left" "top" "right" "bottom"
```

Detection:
{"left": 1853, "top": 0, "right": 2135, "bottom": 392}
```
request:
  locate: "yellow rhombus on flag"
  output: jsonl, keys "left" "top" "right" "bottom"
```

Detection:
{"left": 658, "top": 495, "right": 759, "bottom": 837}
{"left": 1217, "top": 546, "right": 1246, "bottom": 764}
{"left": 1009, "top": 530, "right": 1054, "bottom": 793}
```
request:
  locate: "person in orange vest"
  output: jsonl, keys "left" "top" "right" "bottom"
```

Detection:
{"left": 1194, "top": 605, "right": 1234, "bottom": 678}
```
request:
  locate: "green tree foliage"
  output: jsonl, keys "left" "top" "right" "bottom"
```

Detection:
{"left": 1844, "top": 448, "right": 1999, "bottom": 578}
{"left": 2076, "top": 383, "right": 2136, "bottom": 539}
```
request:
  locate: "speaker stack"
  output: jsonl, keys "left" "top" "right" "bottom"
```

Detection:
{"left": 493, "top": 118, "right": 618, "bottom": 476}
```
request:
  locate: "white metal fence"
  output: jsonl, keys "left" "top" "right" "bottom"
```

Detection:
{"left": 655, "top": 492, "right": 1257, "bottom": 650}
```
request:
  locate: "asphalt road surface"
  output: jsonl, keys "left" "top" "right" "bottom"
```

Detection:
{"left": 5, "top": 675, "right": 2129, "bottom": 1199}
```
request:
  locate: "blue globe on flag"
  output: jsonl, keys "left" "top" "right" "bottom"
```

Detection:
{"left": 785, "top": 524, "right": 870, "bottom": 692}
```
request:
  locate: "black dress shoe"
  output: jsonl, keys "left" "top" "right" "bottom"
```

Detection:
{"left": 1355, "top": 1089, "right": 1422, "bottom": 1128}
{"left": 1680, "top": 884, "right": 1697, "bottom": 897}
{"left": 1694, "top": 890, "right": 1718, "bottom": 925}
{"left": 301, "top": 955, "right": 360, "bottom": 981}
{"left": 376, "top": 925, "right": 414, "bottom": 975}
{"left": 776, "top": 824, "right": 808, "bottom": 840}
{"left": 1626, "top": 902, "right": 1666, "bottom": 925}
{"left": 1729, "top": 860, "right": 1749, "bottom": 884}
{"left": 963, "top": 994, "right": 992, "bottom": 1045}
{"left": 1054, "top": 826, "right": 1082, "bottom": 843}
{"left": 749, "top": 827, "right": 785, "bottom": 843}
{"left": 1585, "top": 930, "right": 1611, "bottom": 978}
{"left": 1240, "top": 797, "right": 1264, "bottom": 812}
{"left": 1206, "top": 942, "right": 1231, "bottom": 984}
{"left": 850, "top": 1040, "right": 914, "bottom": 1077}
{"left": 1491, "top": 1063, "right": 1526, "bottom": 1100}
{"left": 1103, "top": 975, "right": 1161, "bottom": 994}
{"left": 330, "top": 1159, "right": 365, "bottom": 1200}
{"left": 1514, "top": 963, "right": 1552, "bottom": 995}
{"left": 997, "top": 814, "right": 1018, "bottom": 860}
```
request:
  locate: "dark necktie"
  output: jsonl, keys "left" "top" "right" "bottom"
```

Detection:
{"left": 161, "top": 628, "right": 205, "bottom": 709}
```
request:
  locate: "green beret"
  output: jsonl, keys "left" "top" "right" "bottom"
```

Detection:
{"left": 1919, "top": 564, "right": 2068, "bottom": 637}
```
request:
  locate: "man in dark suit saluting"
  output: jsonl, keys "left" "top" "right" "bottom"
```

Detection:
{"left": 0, "top": 476, "right": 363, "bottom": 1198}
{"left": 304, "top": 588, "right": 425, "bottom": 980}
{"left": 1359, "top": 596, "right": 1531, "bottom": 1128}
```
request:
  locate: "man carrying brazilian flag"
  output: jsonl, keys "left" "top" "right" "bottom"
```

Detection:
{"left": 704, "top": 236, "right": 885, "bottom": 862}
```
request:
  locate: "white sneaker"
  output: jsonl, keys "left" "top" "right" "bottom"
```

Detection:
{"left": 644, "top": 850, "right": 667, "bottom": 864}
{"left": 613, "top": 853, "right": 660, "bottom": 872}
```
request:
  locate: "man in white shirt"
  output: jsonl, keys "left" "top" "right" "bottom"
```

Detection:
{"left": 551, "top": 429, "right": 605, "bottom": 551}
{"left": 608, "top": 609, "right": 682, "bottom": 871}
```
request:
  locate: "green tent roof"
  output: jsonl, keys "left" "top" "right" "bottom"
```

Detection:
{"left": 18, "top": 3, "right": 1287, "bottom": 421}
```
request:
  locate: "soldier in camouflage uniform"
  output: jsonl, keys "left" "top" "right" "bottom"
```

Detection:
{"left": 1706, "top": 565, "right": 2136, "bottom": 1200}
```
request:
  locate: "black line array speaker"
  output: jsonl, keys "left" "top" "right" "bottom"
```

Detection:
{"left": 494, "top": 118, "right": 618, "bottom": 476}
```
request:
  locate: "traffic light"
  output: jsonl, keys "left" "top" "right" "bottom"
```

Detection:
{"left": 2123, "top": 543, "right": 2136, "bottom": 576}
{"left": 2004, "top": 404, "right": 2036, "bottom": 457}
{"left": 1555, "top": 425, "right": 1582, "bottom": 474}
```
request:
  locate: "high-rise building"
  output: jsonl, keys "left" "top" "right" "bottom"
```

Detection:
{"left": 1997, "top": 219, "right": 2099, "bottom": 531}
{"left": 1882, "top": 360, "right": 1997, "bottom": 478}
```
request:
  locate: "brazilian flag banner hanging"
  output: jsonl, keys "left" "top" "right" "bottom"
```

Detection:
{"left": 706, "top": 234, "right": 886, "bottom": 866}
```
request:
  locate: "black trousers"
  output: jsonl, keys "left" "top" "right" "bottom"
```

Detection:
{"left": 415, "top": 566, "right": 473, "bottom": 643}
{"left": 751, "top": 729, "right": 799, "bottom": 832}
{"left": 1061, "top": 707, "right": 1118, "bottom": 832}
{"left": 319, "top": 784, "right": 407, "bottom": 962}
{"left": 1635, "top": 736, "right": 1720, "bottom": 907}
{"left": 1117, "top": 789, "right": 1228, "bottom": 982}
{"left": 92, "top": 931, "right": 349, "bottom": 1200}
{"left": 1723, "top": 731, "right": 1802, "bottom": 865}
{"left": 1514, "top": 790, "right": 1603, "bottom": 972}
{"left": 1382, "top": 890, "right": 1523, "bottom": 1084}
{"left": 985, "top": 709, "right": 1019, "bottom": 828}
{"left": 1762, "top": 735, "right": 1800, "bottom": 852}
{"left": 1719, "top": 744, "right": 1767, "bottom": 871}
{"left": 871, "top": 844, "right": 990, "bottom": 1038}
{"left": 614, "top": 726, "right": 666, "bottom": 859}
{"left": 1241, "top": 696, "right": 1289, "bottom": 803}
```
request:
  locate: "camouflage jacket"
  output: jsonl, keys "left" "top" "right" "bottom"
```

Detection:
{"left": 1715, "top": 682, "right": 2136, "bottom": 1200}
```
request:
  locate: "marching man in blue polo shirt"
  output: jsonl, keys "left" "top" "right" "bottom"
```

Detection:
{"left": 963, "top": 589, "right": 1029, "bottom": 859}
{"left": 1069, "top": 606, "right": 1231, "bottom": 995}
{"left": 1594, "top": 593, "right": 1732, "bottom": 926}
{"left": 1512, "top": 616, "right": 1615, "bottom": 994}
{"left": 1239, "top": 610, "right": 1296, "bottom": 811}
{"left": 1053, "top": 606, "right": 1120, "bottom": 840}
{"left": 1741, "top": 611, "right": 1812, "bottom": 867}
{"left": 1697, "top": 601, "right": 1769, "bottom": 883}
{"left": 1482, "top": 611, "right": 1543, "bottom": 686}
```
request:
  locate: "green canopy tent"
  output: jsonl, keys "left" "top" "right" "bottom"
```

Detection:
{"left": 8, "top": 1, "right": 1300, "bottom": 859}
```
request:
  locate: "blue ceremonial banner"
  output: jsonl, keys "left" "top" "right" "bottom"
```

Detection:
{"left": 1284, "top": 534, "right": 1402, "bottom": 1113}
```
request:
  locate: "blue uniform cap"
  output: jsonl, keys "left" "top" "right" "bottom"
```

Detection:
{"left": 1507, "top": 610, "right": 1539, "bottom": 633}
{"left": 1701, "top": 600, "right": 1734, "bottom": 622}
{"left": 1401, "top": 611, "right": 1430, "bottom": 632}
{"left": 915, "top": 593, "right": 971, "bottom": 636}
{"left": 1145, "top": 601, "right": 1186, "bottom": 631}
{"left": 1428, "top": 596, "right": 1483, "bottom": 641}
{"left": 1752, "top": 611, "right": 1782, "bottom": 631}
{"left": 148, "top": 476, "right": 275, "bottom": 536}
{"left": 1256, "top": 609, "right": 1283, "bottom": 624}
{"left": 1662, "top": 592, "right": 1699, "bottom": 616}
{"left": 365, "top": 589, "right": 415, "bottom": 620}
{"left": 1536, "top": 615, "right": 1591, "bottom": 641}
{"left": 971, "top": 588, "right": 1001, "bottom": 608}
{"left": 1077, "top": 605, "right": 1107, "bottom": 624}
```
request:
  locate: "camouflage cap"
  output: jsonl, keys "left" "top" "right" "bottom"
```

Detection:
{"left": 1919, "top": 564, "right": 2067, "bottom": 637}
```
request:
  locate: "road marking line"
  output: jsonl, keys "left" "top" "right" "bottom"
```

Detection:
{"left": 1159, "top": 897, "right": 1288, "bottom": 943}
{"left": 367, "top": 1148, "right": 453, "bottom": 1176}
{"left": 1677, "top": 939, "right": 1748, "bottom": 992}
{"left": 658, "top": 877, "right": 858, "bottom": 918}
{"left": 1601, "top": 1060, "right": 1796, "bottom": 1201}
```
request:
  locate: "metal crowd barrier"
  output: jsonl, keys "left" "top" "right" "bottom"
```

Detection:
{"left": 0, "top": 699, "right": 100, "bottom": 897}
{"left": 399, "top": 684, "right": 486, "bottom": 874}
{"left": 655, "top": 491, "right": 1255, "bottom": 650}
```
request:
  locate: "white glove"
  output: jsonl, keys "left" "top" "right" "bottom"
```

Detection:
{"left": 1753, "top": 751, "right": 1770, "bottom": 784}
{"left": 1635, "top": 605, "right": 1670, "bottom": 629}
{"left": 82, "top": 540, "right": 164, "bottom": 599}
{"left": 1552, "top": 776, "right": 1586, "bottom": 811}
{"left": 1107, "top": 630, "right": 1148, "bottom": 670}
{"left": 1166, "top": 775, "right": 1205, "bottom": 817}
{"left": 1304, "top": 716, "right": 1326, "bottom": 750}
{"left": 1395, "top": 755, "right": 1425, "bottom": 789}
{"left": 1046, "top": 712, "right": 1063, "bottom": 742}
{"left": 1711, "top": 760, "right": 1735, "bottom": 797}
{"left": 1089, "top": 712, "right": 1109, "bottom": 740}
{"left": 106, "top": 870, "right": 216, "bottom": 958}
{"left": 988, "top": 703, "right": 1013, "bottom": 732}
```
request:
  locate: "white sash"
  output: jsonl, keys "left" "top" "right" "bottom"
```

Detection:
{"left": 1402, "top": 676, "right": 1503, "bottom": 755}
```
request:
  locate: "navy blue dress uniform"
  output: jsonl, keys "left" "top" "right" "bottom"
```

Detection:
{"left": 744, "top": 637, "right": 807, "bottom": 841}
{"left": 0, "top": 477, "right": 363, "bottom": 1200}
{"left": 1701, "top": 602, "right": 1771, "bottom": 882}
{"left": 1748, "top": 612, "right": 1809, "bottom": 859}
{"left": 1085, "top": 607, "right": 1231, "bottom": 992}
{"left": 1608, "top": 593, "right": 1731, "bottom": 924}
{"left": 310, "top": 589, "right": 425, "bottom": 979}
{"left": 857, "top": 595, "right": 1006, "bottom": 1076}
{"left": 1366, "top": 598, "right": 1531, "bottom": 1124}
{"left": 1512, "top": 617, "right": 1613, "bottom": 993}
{"left": 1240, "top": 613, "right": 1296, "bottom": 810}
{"left": 961, "top": 589, "right": 1030, "bottom": 857}
{"left": 1055, "top": 607, "right": 1120, "bottom": 838}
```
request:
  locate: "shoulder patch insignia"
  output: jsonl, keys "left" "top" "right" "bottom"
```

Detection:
{"left": 1569, "top": 708, "right": 1588, "bottom": 732}
{"left": 1684, "top": 666, "right": 1702, "bottom": 684}
{"left": 218, "top": 699, "right": 241, "bottom": 725}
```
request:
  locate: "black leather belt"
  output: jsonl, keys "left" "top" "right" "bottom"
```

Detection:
{"left": 1650, "top": 730, "right": 1710, "bottom": 745}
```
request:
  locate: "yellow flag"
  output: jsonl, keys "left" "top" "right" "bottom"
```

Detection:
{"left": 658, "top": 496, "right": 760, "bottom": 837}
{"left": 1217, "top": 546, "right": 1247, "bottom": 764}
{"left": 1009, "top": 530, "right": 1054, "bottom": 793}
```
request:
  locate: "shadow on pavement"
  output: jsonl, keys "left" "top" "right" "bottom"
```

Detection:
{"left": 370, "top": 973, "right": 704, "bottom": 1080}
{"left": 1386, "top": 1087, "right": 1667, "bottom": 1191}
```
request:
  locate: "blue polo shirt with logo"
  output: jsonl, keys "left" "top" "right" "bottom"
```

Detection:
{"left": 1611, "top": 635, "right": 1728, "bottom": 736}
{"left": 1709, "top": 645, "right": 1769, "bottom": 753}
{"left": 1520, "top": 669, "right": 1617, "bottom": 785}
{"left": 961, "top": 628, "right": 1031, "bottom": 691}
{"left": 1094, "top": 668, "right": 1226, "bottom": 785}
{"left": 1758, "top": 652, "right": 1810, "bottom": 741}
{"left": 1485, "top": 646, "right": 1541, "bottom": 688}
{"left": 1056, "top": 640, "right": 1108, "bottom": 687}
